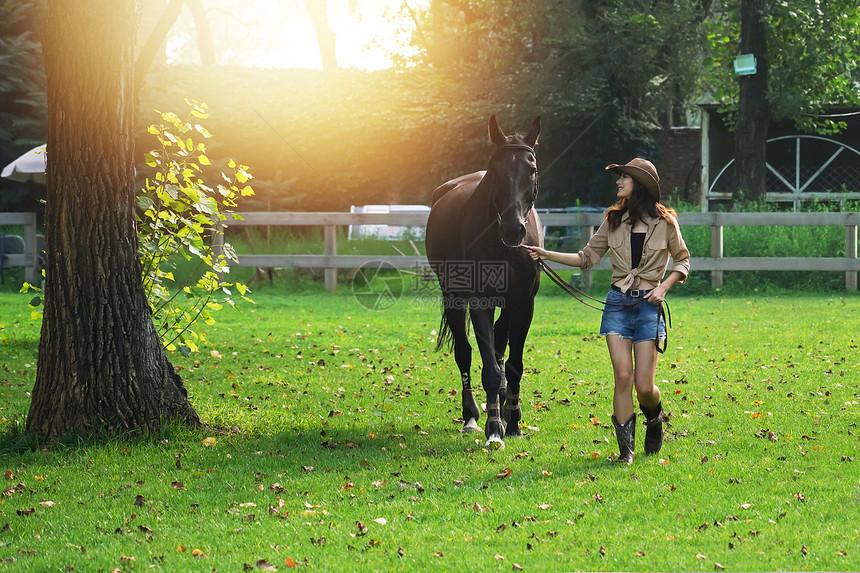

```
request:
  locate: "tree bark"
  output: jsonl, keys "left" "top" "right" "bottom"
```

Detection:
{"left": 27, "top": 0, "right": 200, "bottom": 440}
{"left": 303, "top": 0, "right": 338, "bottom": 70}
{"left": 733, "top": 0, "right": 769, "bottom": 202}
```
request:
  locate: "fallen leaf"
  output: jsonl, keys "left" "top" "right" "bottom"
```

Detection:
{"left": 255, "top": 559, "right": 276, "bottom": 571}
{"left": 538, "top": 504, "right": 551, "bottom": 510}
{"left": 496, "top": 468, "right": 513, "bottom": 479}
{"left": 372, "top": 517, "right": 387, "bottom": 525}
{"left": 715, "top": 563, "right": 725, "bottom": 570}
{"left": 285, "top": 557, "right": 297, "bottom": 568}
{"left": 192, "top": 548, "right": 206, "bottom": 557}
{"left": 201, "top": 437, "right": 217, "bottom": 447}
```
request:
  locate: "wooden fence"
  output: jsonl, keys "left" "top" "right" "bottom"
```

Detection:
{"left": 215, "top": 211, "right": 860, "bottom": 292}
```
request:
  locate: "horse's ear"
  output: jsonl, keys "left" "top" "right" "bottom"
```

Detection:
{"left": 488, "top": 114, "right": 507, "bottom": 147}
{"left": 525, "top": 116, "right": 541, "bottom": 147}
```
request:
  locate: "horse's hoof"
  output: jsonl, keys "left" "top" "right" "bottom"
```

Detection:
{"left": 463, "top": 418, "right": 481, "bottom": 433}
{"left": 484, "top": 435, "right": 505, "bottom": 450}
{"left": 505, "top": 425, "right": 523, "bottom": 437}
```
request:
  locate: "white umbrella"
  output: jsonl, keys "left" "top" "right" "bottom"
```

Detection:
{"left": 2, "top": 144, "right": 47, "bottom": 183}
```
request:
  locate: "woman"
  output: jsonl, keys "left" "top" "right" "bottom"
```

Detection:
{"left": 527, "top": 158, "right": 690, "bottom": 464}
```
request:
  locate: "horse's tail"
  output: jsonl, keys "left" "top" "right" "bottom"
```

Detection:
{"left": 435, "top": 314, "right": 452, "bottom": 352}
{"left": 434, "top": 306, "right": 470, "bottom": 352}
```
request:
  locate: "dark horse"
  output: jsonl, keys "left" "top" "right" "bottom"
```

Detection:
{"left": 425, "top": 115, "right": 543, "bottom": 449}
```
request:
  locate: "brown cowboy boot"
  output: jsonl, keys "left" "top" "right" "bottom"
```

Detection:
{"left": 611, "top": 414, "right": 635, "bottom": 464}
{"left": 640, "top": 402, "right": 664, "bottom": 454}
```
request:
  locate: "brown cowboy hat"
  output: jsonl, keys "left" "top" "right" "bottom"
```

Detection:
{"left": 605, "top": 158, "right": 661, "bottom": 201}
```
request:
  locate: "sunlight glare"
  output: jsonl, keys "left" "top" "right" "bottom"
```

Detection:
{"left": 165, "top": 0, "right": 428, "bottom": 70}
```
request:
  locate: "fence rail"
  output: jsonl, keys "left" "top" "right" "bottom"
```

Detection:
{"left": 216, "top": 211, "right": 860, "bottom": 291}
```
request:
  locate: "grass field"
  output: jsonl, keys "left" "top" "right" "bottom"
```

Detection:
{"left": 0, "top": 283, "right": 858, "bottom": 572}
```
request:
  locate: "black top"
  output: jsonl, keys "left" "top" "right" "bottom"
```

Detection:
{"left": 631, "top": 232, "right": 646, "bottom": 269}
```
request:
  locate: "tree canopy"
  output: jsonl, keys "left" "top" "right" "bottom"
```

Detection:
{"left": 2, "top": 0, "right": 859, "bottom": 210}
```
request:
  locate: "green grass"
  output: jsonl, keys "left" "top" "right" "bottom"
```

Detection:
{"left": 0, "top": 287, "right": 859, "bottom": 572}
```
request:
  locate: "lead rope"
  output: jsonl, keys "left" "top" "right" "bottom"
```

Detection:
{"left": 535, "top": 257, "right": 671, "bottom": 353}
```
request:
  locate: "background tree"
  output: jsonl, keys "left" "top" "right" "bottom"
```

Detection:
{"left": 704, "top": 0, "right": 860, "bottom": 201}
{"left": 0, "top": 0, "right": 47, "bottom": 213}
{"left": 733, "top": 0, "right": 768, "bottom": 201}
{"left": 135, "top": 0, "right": 216, "bottom": 94}
{"left": 26, "top": 0, "right": 199, "bottom": 440}
{"left": 304, "top": 0, "right": 337, "bottom": 70}
{"left": 526, "top": 0, "right": 713, "bottom": 206}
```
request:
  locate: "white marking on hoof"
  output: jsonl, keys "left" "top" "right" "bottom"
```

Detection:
{"left": 463, "top": 418, "right": 480, "bottom": 433}
{"left": 484, "top": 435, "right": 505, "bottom": 450}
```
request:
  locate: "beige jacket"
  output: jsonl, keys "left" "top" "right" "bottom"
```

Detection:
{"left": 578, "top": 211, "right": 690, "bottom": 292}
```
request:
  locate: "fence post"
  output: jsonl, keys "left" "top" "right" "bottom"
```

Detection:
{"left": 212, "top": 218, "right": 224, "bottom": 280}
{"left": 324, "top": 224, "right": 337, "bottom": 292}
{"left": 23, "top": 212, "right": 37, "bottom": 284}
{"left": 711, "top": 214, "right": 724, "bottom": 288}
{"left": 581, "top": 224, "right": 594, "bottom": 291}
{"left": 847, "top": 223, "right": 858, "bottom": 291}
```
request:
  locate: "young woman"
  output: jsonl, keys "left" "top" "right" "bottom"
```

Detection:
{"left": 527, "top": 158, "right": 690, "bottom": 464}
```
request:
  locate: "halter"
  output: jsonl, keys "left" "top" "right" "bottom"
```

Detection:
{"left": 496, "top": 143, "right": 536, "bottom": 155}
{"left": 490, "top": 143, "right": 538, "bottom": 243}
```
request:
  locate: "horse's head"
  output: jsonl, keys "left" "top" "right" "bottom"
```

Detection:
{"left": 486, "top": 114, "right": 541, "bottom": 248}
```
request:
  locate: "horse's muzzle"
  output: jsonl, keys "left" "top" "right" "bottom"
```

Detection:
{"left": 498, "top": 218, "right": 527, "bottom": 248}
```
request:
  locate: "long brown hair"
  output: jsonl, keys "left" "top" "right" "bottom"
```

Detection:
{"left": 605, "top": 181, "right": 677, "bottom": 231}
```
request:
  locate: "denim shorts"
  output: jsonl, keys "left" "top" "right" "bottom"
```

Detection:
{"left": 599, "top": 288, "right": 666, "bottom": 344}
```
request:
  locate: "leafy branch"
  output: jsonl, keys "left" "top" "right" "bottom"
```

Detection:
{"left": 138, "top": 99, "right": 254, "bottom": 355}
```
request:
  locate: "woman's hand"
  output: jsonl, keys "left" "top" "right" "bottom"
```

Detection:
{"left": 526, "top": 245, "right": 548, "bottom": 261}
{"left": 645, "top": 285, "right": 668, "bottom": 305}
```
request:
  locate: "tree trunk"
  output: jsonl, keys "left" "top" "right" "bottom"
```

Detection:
{"left": 27, "top": 0, "right": 200, "bottom": 440}
{"left": 303, "top": 0, "right": 338, "bottom": 70}
{"left": 733, "top": 0, "right": 769, "bottom": 203}
{"left": 135, "top": 0, "right": 185, "bottom": 95}
{"left": 186, "top": 0, "right": 216, "bottom": 66}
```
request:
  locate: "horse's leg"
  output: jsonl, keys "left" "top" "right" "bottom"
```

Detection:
{"left": 445, "top": 305, "right": 481, "bottom": 432}
{"left": 471, "top": 306, "right": 506, "bottom": 449}
{"left": 502, "top": 298, "right": 535, "bottom": 437}
{"left": 493, "top": 308, "right": 510, "bottom": 408}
